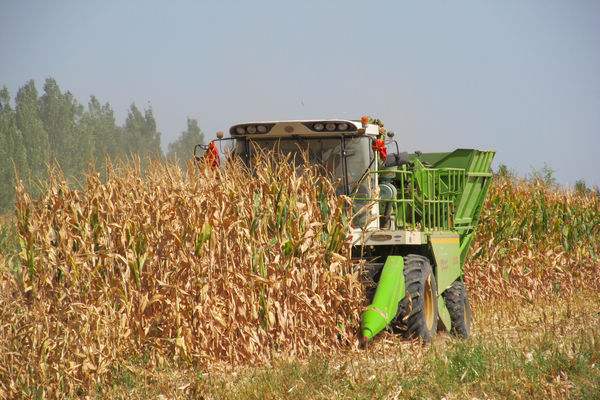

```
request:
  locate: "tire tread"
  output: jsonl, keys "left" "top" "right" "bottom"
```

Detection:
{"left": 393, "top": 254, "right": 438, "bottom": 342}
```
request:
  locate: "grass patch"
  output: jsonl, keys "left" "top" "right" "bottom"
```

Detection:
{"left": 427, "top": 341, "right": 490, "bottom": 391}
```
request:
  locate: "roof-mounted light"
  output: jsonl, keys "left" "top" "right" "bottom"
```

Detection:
{"left": 230, "top": 123, "right": 275, "bottom": 136}
{"left": 302, "top": 120, "right": 358, "bottom": 133}
{"left": 232, "top": 121, "right": 358, "bottom": 136}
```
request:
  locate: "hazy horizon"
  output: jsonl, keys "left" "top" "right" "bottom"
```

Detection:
{"left": 1, "top": 0, "right": 599, "bottom": 186}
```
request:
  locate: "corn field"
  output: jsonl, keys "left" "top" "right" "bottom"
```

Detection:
{"left": 0, "top": 157, "right": 363, "bottom": 398}
{"left": 467, "top": 176, "right": 600, "bottom": 302}
{"left": 0, "top": 159, "right": 599, "bottom": 398}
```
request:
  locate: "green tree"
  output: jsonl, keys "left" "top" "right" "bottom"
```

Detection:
{"left": 123, "top": 104, "right": 163, "bottom": 160}
{"left": 15, "top": 80, "right": 49, "bottom": 181}
{"left": 574, "top": 179, "right": 589, "bottom": 195}
{"left": 530, "top": 163, "right": 557, "bottom": 187}
{"left": 0, "top": 87, "right": 28, "bottom": 210}
{"left": 495, "top": 164, "right": 513, "bottom": 179}
{"left": 143, "top": 107, "right": 162, "bottom": 158}
{"left": 39, "top": 78, "right": 87, "bottom": 177}
{"left": 167, "top": 118, "right": 204, "bottom": 170}
{"left": 80, "top": 96, "right": 122, "bottom": 166}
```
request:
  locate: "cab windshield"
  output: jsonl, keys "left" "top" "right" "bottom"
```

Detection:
{"left": 235, "top": 136, "right": 372, "bottom": 194}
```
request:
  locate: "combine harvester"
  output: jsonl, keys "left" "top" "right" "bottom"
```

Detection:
{"left": 197, "top": 117, "right": 494, "bottom": 344}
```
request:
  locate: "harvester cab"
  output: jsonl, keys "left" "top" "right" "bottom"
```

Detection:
{"left": 207, "top": 117, "right": 495, "bottom": 344}
{"left": 227, "top": 118, "right": 384, "bottom": 230}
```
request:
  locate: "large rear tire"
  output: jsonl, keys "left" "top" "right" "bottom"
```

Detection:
{"left": 393, "top": 255, "right": 438, "bottom": 343}
{"left": 442, "top": 280, "right": 472, "bottom": 338}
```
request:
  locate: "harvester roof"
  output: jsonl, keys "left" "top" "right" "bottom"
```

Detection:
{"left": 228, "top": 119, "right": 381, "bottom": 138}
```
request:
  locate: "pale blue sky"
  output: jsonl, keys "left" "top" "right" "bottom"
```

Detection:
{"left": 1, "top": 0, "right": 599, "bottom": 186}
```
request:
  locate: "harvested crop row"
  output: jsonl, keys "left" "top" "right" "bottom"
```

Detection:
{"left": 0, "top": 157, "right": 364, "bottom": 398}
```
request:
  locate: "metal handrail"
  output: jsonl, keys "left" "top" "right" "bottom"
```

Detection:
{"left": 351, "top": 167, "right": 467, "bottom": 231}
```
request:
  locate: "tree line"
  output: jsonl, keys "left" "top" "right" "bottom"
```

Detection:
{"left": 0, "top": 78, "right": 204, "bottom": 211}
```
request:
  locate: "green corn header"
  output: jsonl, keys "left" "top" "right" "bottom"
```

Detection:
{"left": 207, "top": 118, "right": 495, "bottom": 343}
